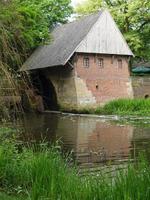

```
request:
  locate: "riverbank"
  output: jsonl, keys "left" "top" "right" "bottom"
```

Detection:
{"left": 60, "top": 99, "right": 150, "bottom": 117}
{"left": 0, "top": 128, "right": 150, "bottom": 200}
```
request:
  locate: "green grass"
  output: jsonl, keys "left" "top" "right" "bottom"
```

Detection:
{"left": 96, "top": 99, "right": 150, "bottom": 116}
{"left": 0, "top": 129, "right": 150, "bottom": 200}
{"left": 0, "top": 192, "right": 23, "bottom": 200}
{"left": 61, "top": 99, "right": 150, "bottom": 117}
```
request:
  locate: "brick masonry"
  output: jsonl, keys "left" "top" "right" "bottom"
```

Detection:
{"left": 45, "top": 53, "right": 133, "bottom": 110}
{"left": 74, "top": 53, "right": 133, "bottom": 107}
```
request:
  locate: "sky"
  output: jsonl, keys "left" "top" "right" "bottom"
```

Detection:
{"left": 71, "top": 0, "right": 86, "bottom": 7}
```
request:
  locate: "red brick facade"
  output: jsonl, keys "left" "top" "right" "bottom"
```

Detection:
{"left": 74, "top": 53, "right": 133, "bottom": 104}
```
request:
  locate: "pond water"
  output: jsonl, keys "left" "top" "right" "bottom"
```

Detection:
{"left": 21, "top": 113, "right": 150, "bottom": 171}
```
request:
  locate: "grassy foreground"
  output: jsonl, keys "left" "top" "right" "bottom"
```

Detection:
{"left": 63, "top": 99, "right": 150, "bottom": 116}
{"left": 97, "top": 99, "right": 150, "bottom": 116}
{"left": 0, "top": 129, "right": 150, "bottom": 200}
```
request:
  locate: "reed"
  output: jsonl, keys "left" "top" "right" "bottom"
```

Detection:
{"left": 0, "top": 128, "right": 150, "bottom": 200}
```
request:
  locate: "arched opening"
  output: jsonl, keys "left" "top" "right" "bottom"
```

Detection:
{"left": 31, "top": 72, "right": 58, "bottom": 111}
{"left": 145, "top": 94, "right": 149, "bottom": 99}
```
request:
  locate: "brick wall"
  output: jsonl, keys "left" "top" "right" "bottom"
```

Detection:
{"left": 75, "top": 53, "right": 133, "bottom": 105}
{"left": 42, "top": 53, "right": 133, "bottom": 110}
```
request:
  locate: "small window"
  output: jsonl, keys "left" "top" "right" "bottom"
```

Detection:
{"left": 97, "top": 58, "right": 104, "bottom": 68}
{"left": 83, "top": 57, "right": 89, "bottom": 68}
{"left": 118, "top": 59, "right": 122, "bottom": 68}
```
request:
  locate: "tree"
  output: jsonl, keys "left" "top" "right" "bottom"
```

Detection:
{"left": 76, "top": 0, "right": 102, "bottom": 16}
{"left": 0, "top": 0, "right": 72, "bottom": 117}
{"left": 0, "top": 0, "right": 73, "bottom": 70}
{"left": 75, "top": 0, "right": 150, "bottom": 61}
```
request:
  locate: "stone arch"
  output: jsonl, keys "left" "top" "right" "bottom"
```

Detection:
{"left": 31, "top": 72, "right": 58, "bottom": 110}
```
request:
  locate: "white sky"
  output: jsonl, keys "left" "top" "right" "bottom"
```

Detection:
{"left": 71, "top": 0, "right": 86, "bottom": 7}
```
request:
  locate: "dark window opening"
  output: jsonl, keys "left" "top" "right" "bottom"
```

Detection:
{"left": 97, "top": 58, "right": 104, "bottom": 68}
{"left": 118, "top": 59, "right": 123, "bottom": 68}
{"left": 145, "top": 94, "right": 149, "bottom": 99}
{"left": 83, "top": 57, "right": 89, "bottom": 68}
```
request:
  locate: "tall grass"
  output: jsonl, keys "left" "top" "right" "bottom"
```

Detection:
{"left": 0, "top": 134, "right": 80, "bottom": 200}
{"left": 96, "top": 99, "right": 150, "bottom": 116}
{"left": 0, "top": 192, "right": 22, "bottom": 200}
{"left": 0, "top": 128, "right": 150, "bottom": 200}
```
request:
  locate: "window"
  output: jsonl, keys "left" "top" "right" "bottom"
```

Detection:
{"left": 97, "top": 58, "right": 104, "bottom": 68}
{"left": 83, "top": 57, "right": 89, "bottom": 68}
{"left": 118, "top": 59, "right": 122, "bottom": 68}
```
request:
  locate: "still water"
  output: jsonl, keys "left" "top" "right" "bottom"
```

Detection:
{"left": 21, "top": 113, "right": 150, "bottom": 170}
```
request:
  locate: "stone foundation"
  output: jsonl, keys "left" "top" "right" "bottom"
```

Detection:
{"left": 132, "top": 76, "right": 150, "bottom": 98}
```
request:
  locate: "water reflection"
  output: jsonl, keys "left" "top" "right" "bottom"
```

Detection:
{"left": 21, "top": 113, "right": 150, "bottom": 168}
{"left": 75, "top": 119, "right": 133, "bottom": 166}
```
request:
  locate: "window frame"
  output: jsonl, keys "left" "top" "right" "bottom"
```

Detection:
{"left": 97, "top": 57, "right": 104, "bottom": 68}
{"left": 83, "top": 56, "right": 90, "bottom": 68}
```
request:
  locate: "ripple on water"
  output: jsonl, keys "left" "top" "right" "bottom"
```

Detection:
{"left": 20, "top": 113, "right": 150, "bottom": 172}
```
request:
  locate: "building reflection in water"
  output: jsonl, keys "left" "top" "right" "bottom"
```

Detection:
{"left": 21, "top": 113, "right": 150, "bottom": 167}
{"left": 56, "top": 116, "right": 134, "bottom": 166}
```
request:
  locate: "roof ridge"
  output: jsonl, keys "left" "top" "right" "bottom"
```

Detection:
{"left": 54, "top": 10, "right": 103, "bottom": 31}
{"left": 63, "top": 11, "right": 104, "bottom": 65}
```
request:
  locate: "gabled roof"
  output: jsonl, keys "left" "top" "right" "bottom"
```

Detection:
{"left": 76, "top": 10, "right": 134, "bottom": 56}
{"left": 21, "top": 10, "right": 133, "bottom": 71}
{"left": 21, "top": 11, "right": 102, "bottom": 71}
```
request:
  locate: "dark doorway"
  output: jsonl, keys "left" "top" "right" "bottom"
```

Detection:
{"left": 31, "top": 72, "right": 58, "bottom": 110}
